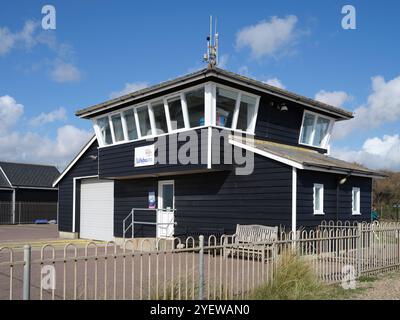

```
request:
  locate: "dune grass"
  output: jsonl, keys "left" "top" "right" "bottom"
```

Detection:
{"left": 249, "top": 252, "right": 337, "bottom": 300}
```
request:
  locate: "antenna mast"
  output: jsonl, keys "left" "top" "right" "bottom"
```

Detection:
{"left": 203, "top": 15, "right": 219, "bottom": 68}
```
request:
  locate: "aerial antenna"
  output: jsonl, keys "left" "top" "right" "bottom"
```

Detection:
{"left": 203, "top": 15, "right": 219, "bottom": 68}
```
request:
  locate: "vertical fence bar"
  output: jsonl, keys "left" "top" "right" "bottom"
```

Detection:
{"left": 357, "top": 224, "right": 362, "bottom": 277}
{"left": 198, "top": 235, "right": 205, "bottom": 300}
{"left": 23, "top": 245, "right": 31, "bottom": 300}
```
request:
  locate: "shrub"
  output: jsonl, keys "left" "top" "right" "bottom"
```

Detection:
{"left": 249, "top": 251, "right": 334, "bottom": 300}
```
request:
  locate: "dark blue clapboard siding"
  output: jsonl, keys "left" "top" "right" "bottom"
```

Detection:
{"left": 58, "top": 141, "right": 99, "bottom": 232}
{"left": 0, "top": 190, "right": 12, "bottom": 202}
{"left": 99, "top": 129, "right": 209, "bottom": 178}
{"left": 113, "top": 153, "right": 293, "bottom": 238}
{"left": 254, "top": 96, "right": 327, "bottom": 153}
{"left": 297, "top": 170, "right": 372, "bottom": 228}
{"left": 15, "top": 189, "right": 58, "bottom": 202}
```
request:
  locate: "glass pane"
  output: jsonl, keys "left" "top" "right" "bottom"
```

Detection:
{"left": 237, "top": 94, "right": 257, "bottom": 132}
{"left": 314, "top": 187, "right": 321, "bottom": 211}
{"left": 300, "top": 113, "right": 315, "bottom": 145}
{"left": 152, "top": 101, "right": 168, "bottom": 134}
{"left": 167, "top": 97, "right": 185, "bottom": 130}
{"left": 123, "top": 109, "right": 138, "bottom": 140}
{"left": 111, "top": 114, "right": 124, "bottom": 142}
{"left": 216, "top": 87, "right": 237, "bottom": 128}
{"left": 313, "top": 117, "right": 330, "bottom": 147}
{"left": 185, "top": 88, "right": 205, "bottom": 127}
{"left": 137, "top": 106, "right": 152, "bottom": 137}
{"left": 162, "top": 184, "right": 174, "bottom": 210}
{"left": 353, "top": 189, "right": 359, "bottom": 212}
{"left": 97, "top": 117, "right": 112, "bottom": 145}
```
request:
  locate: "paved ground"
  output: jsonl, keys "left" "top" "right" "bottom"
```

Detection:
{"left": 349, "top": 272, "right": 400, "bottom": 300}
{"left": 0, "top": 224, "right": 59, "bottom": 243}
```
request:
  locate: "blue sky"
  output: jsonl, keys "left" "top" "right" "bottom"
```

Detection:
{"left": 0, "top": 0, "right": 399, "bottom": 170}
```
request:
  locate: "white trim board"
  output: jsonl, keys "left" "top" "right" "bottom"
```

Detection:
{"left": 292, "top": 167, "right": 297, "bottom": 235}
{"left": 229, "top": 139, "right": 304, "bottom": 169}
{"left": 228, "top": 139, "right": 382, "bottom": 179}
{"left": 72, "top": 175, "right": 99, "bottom": 233}
{"left": 53, "top": 135, "right": 97, "bottom": 187}
{"left": 0, "top": 166, "right": 13, "bottom": 188}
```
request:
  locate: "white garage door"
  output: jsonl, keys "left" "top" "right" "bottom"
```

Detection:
{"left": 80, "top": 179, "right": 114, "bottom": 241}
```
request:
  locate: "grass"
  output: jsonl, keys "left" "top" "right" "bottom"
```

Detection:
{"left": 249, "top": 252, "right": 341, "bottom": 300}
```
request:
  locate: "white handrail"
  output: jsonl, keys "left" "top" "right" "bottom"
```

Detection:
{"left": 122, "top": 208, "right": 177, "bottom": 240}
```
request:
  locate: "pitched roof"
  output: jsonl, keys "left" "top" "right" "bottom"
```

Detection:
{"left": 75, "top": 67, "right": 353, "bottom": 120}
{"left": 230, "top": 137, "right": 386, "bottom": 178}
{"left": 0, "top": 168, "right": 12, "bottom": 188}
{"left": 0, "top": 161, "right": 60, "bottom": 188}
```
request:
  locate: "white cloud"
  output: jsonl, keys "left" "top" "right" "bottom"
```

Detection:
{"left": 0, "top": 126, "right": 93, "bottom": 169}
{"left": 50, "top": 62, "right": 81, "bottom": 83}
{"left": 110, "top": 82, "right": 149, "bottom": 99}
{"left": 0, "top": 28, "right": 15, "bottom": 55}
{"left": 0, "top": 95, "right": 92, "bottom": 169}
{"left": 29, "top": 107, "right": 67, "bottom": 127}
{"left": 236, "top": 15, "right": 298, "bottom": 58}
{"left": 238, "top": 66, "right": 250, "bottom": 77}
{"left": 0, "top": 95, "right": 24, "bottom": 133}
{"left": 0, "top": 20, "right": 82, "bottom": 83}
{"left": 264, "top": 78, "right": 285, "bottom": 89}
{"left": 332, "top": 134, "right": 400, "bottom": 171}
{"left": 314, "top": 90, "right": 350, "bottom": 107}
{"left": 333, "top": 75, "right": 400, "bottom": 139}
{"left": 0, "top": 20, "right": 38, "bottom": 55}
{"left": 218, "top": 54, "right": 229, "bottom": 69}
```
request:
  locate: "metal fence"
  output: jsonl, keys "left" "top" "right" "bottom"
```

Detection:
{"left": 0, "top": 202, "right": 57, "bottom": 225}
{"left": 1, "top": 221, "right": 400, "bottom": 300}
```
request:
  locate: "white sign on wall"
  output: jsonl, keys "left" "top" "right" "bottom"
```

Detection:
{"left": 134, "top": 144, "right": 155, "bottom": 167}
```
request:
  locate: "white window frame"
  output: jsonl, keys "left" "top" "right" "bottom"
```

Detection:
{"left": 299, "top": 110, "right": 334, "bottom": 149}
{"left": 109, "top": 112, "right": 127, "bottom": 144}
{"left": 352, "top": 187, "right": 361, "bottom": 215}
{"left": 313, "top": 183, "right": 324, "bottom": 215}
{"left": 93, "top": 82, "right": 260, "bottom": 148}
{"left": 214, "top": 84, "right": 260, "bottom": 135}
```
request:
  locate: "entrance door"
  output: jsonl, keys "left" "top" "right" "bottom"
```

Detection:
{"left": 157, "top": 180, "right": 174, "bottom": 238}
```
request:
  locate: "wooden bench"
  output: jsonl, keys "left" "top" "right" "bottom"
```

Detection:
{"left": 224, "top": 224, "right": 279, "bottom": 260}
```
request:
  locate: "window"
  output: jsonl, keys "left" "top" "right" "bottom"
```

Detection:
{"left": 167, "top": 96, "right": 185, "bottom": 130}
{"left": 216, "top": 87, "right": 237, "bottom": 128}
{"left": 185, "top": 88, "right": 205, "bottom": 127}
{"left": 151, "top": 101, "right": 168, "bottom": 134}
{"left": 93, "top": 83, "right": 260, "bottom": 147}
{"left": 111, "top": 114, "right": 125, "bottom": 142}
{"left": 123, "top": 109, "right": 138, "bottom": 140}
{"left": 313, "top": 117, "right": 330, "bottom": 146}
{"left": 137, "top": 106, "right": 152, "bottom": 137}
{"left": 236, "top": 94, "right": 257, "bottom": 132}
{"left": 352, "top": 187, "right": 361, "bottom": 215}
{"left": 313, "top": 184, "right": 324, "bottom": 215}
{"left": 97, "top": 116, "right": 112, "bottom": 145}
{"left": 300, "top": 112, "right": 332, "bottom": 148}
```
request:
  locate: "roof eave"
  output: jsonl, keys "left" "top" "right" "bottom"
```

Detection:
{"left": 303, "top": 163, "right": 387, "bottom": 179}
{"left": 75, "top": 67, "right": 353, "bottom": 120}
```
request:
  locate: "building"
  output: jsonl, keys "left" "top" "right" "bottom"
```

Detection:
{"left": 0, "top": 161, "right": 59, "bottom": 224}
{"left": 53, "top": 67, "right": 384, "bottom": 242}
